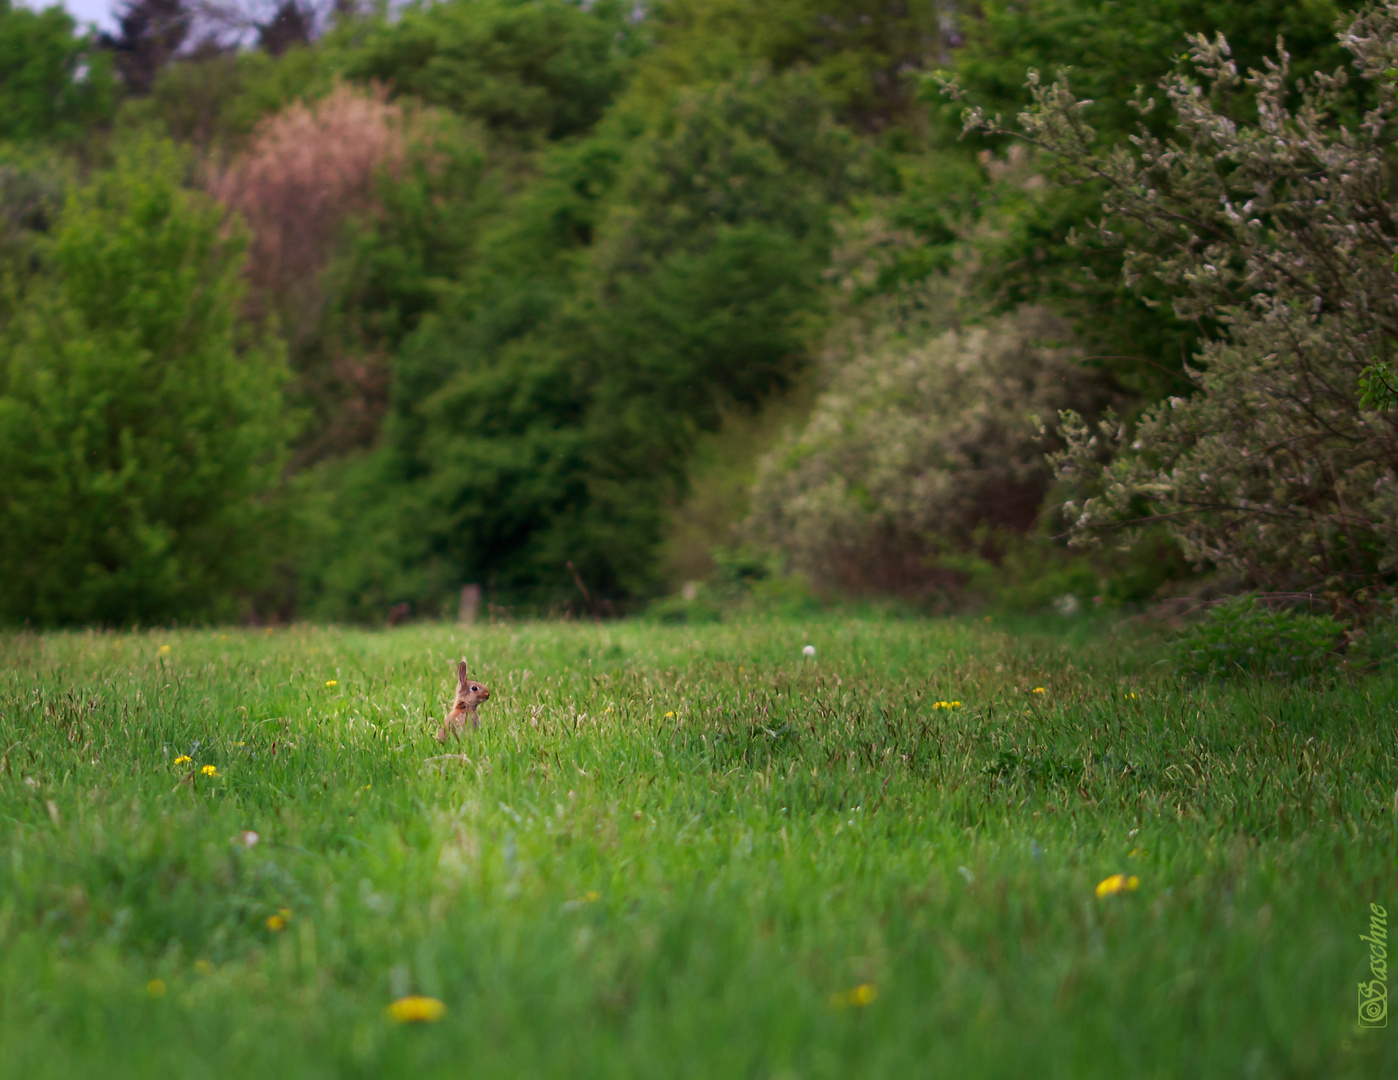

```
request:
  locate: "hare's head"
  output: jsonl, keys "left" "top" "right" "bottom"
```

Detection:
{"left": 455, "top": 659, "right": 490, "bottom": 707}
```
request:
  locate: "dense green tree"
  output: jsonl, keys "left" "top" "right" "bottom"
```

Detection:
{"left": 296, "top": 108, "right": 499, "bottom": 464}
{"left": 0, "top": 149, "right": 66, "bottom": 302}
{"left": 345, "top": 0, "right": 640, "bottom": 143}
{"left": 300, "top": 70, "right": 859, "bottom": 614}
{"left": 0, "top": 0, "right": 116, "bottom": 142}
{"left": 0, "top": 144, "right": 288, "bottom": 626}
{"left": 643, "top": 0, "right": 954, "bottom": 130}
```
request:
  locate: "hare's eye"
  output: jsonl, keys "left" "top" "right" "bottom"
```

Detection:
{"left": 470, "top": 685, "right": 480, "bottom": 692}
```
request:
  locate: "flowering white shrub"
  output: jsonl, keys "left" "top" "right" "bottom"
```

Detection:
{"left": 949, "top": 3, "right": 1398, "bottom": 593}
{"left": 746, "top": 305, "right": 1111, "bottom": 594}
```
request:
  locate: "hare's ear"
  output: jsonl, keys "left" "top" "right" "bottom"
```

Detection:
{"left": 457, "top": 659, "right": 470, "bottom": 687}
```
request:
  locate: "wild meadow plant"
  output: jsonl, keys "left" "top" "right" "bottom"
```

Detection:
{"left": 0, "top": 615, "right": 1394, "bottom": 1077}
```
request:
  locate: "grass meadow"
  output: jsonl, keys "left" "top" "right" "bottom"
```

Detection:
{"left": 0, "top": 615, "right": 1395, "bottom": 1078}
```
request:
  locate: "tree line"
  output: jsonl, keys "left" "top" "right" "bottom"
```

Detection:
{"left": 0, "top": 0, "right": 1383, "bottom": 626}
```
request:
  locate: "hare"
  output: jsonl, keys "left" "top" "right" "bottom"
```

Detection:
{"left": 435, "top": 659, "right": 491, "bottom": 742}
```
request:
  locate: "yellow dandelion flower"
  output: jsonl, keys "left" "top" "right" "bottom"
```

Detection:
{"left": 158, "top": 645, "right": 171, "bottom": 655}
{"left": 831, "top": 983, "right": 878, "bottom": 1008}
{"left": 147, "top": 978, "right": 166, "bottom": 997}
{"left": 173, "top": 755, "right": 191, "bottom": 766}
{"left": 664, "top": 711, "right": 675, "bottom": 718}
{"left": 387, "top": 996, "right": 446, "bottom": 1023}
{"left": 325, "top": 680, "right": 338, "bottom": 688}
{"left": 1095, "top": 874, "right": 1141, "bottom": 898}
{"left": 1032, "top": 687, "right": 1046, "bottom": 694}
{"left": 266, "top": 914, "right": 286, "bottom": 932}
{"left": 201, "top": 765, "right": 218, "bottom": 777}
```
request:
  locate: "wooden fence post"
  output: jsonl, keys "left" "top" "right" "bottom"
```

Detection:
{"left": 458, "top": 584, "right": 481, "bottom": 625}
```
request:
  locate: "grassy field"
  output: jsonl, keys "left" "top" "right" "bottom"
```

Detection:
{"left": 0, "top": 614, "right": 1395, "bottom": 1078}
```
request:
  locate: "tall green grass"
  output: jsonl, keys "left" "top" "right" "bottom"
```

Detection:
{"left": 1, "top": 616, "right": 1394, "bottom": 1078}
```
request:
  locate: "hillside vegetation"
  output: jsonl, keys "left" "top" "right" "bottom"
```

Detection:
{"left": 0, "top": 0, "right": 1389, "bottom": 624}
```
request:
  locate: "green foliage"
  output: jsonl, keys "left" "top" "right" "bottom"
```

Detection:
{"left": 1172, "top": 596, "right": 1344, "bottom": 681}
{"left": 1358, "top": 356, "right": 1398, "bottom": 411}
{"left": 646, "top": 0, "right": 952, "bottom": 130}
{"left": 958, "top": 169, "right": 1201, "bottom": 403}
{"left": 1358, "top": 237, "right": 1398, "bottom": 410}
{"left": 10, "top": 0, "right": 1383, "bottom": 623}
{"left": 301, "top": 69, "right": 858, "bottom": 615}
{"left": 0, "top": 146, "right": 66, "bottom": 303}
{"left": 943, "top": 528, "right": 1189, "bottom": 615}
{"left": 345, "top": 0, "right": 639, "bottom": 143}
{"left": 325, "top": 111, "right": 497, "bottom": 362}
{"left": 942, "top": 0, "right": 1359, "bottom": 142}
{"left": 930, "top": 0, "right": 1365, "bottom": 400}
{"left": 1348, "top": 594, "right": 1398, "bottom": 669}
{"left": 646, "top": 546, "right": 812, "bottom": 623}
{"left": 119, "top": 43, "right": 342, "bottom": 151}
{"left": 0, "top": 0, "right": 116, "bottom": 142}
{"left": 271, "top": 110, "right": 499, "bottom": 469}
{"left": 0, "top": 143, "right": 288, "bottom": 627}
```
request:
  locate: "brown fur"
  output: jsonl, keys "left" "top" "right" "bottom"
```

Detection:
{"left": 435, "top": 659, "right": 490, "bottom": 743}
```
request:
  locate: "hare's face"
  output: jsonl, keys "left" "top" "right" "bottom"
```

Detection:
{"left": 458, "top": 680, "right": 490, "bottom": 707}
